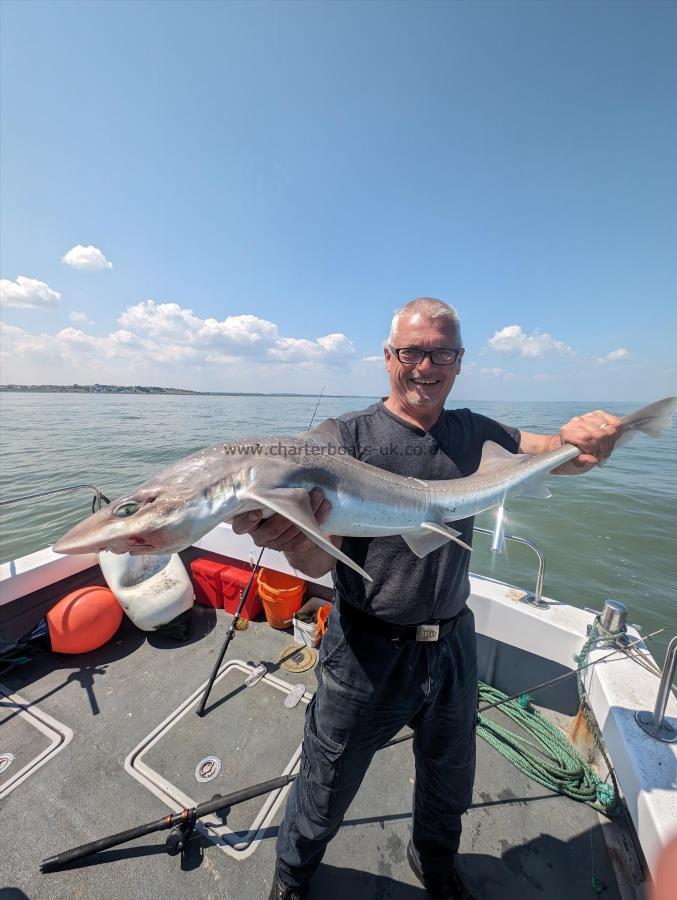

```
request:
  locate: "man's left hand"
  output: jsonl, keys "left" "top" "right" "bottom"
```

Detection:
{"left": 556, "top": 409, "right": 623, "bottom": 473}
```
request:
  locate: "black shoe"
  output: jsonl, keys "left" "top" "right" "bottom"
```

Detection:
{"left": 406, "top": 841, "right": 475, "bottom": 900}
{"left": 268, "top": 864, "right": 309, "bottom": 900}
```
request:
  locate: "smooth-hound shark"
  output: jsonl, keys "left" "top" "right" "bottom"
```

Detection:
{"left": 54, "top": 397, "right": 677, "bottom": 581}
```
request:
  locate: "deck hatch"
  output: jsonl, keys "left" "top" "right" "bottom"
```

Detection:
{"left": 124, "top": 660, "right": 309, "bottom": 859}
{"left": 0, "top": 684, "right": 74, "bottom": 799}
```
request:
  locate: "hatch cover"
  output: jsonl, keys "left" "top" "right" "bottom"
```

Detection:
{"left": 124, "top": 660, "right": 310, "bottom": 859}
{"left": 0, "top": 684, "right": 73, "bottom": 799}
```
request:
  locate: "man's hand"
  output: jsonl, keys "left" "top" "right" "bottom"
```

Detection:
{"left": 231, "top": 487, "right": 332, "bottom": 553}
{"left": 556, "top": 409, "right": 623, "bottom": 473}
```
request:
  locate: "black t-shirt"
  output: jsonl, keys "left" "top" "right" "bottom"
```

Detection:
{"left": 333, "top": 400, "right": 521, "bottom": 625}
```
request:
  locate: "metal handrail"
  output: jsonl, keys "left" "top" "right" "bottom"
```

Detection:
{"left": 0, "top": 484, "right": 108, "bottom": 512}
{"left": 473, "top": 526, "right": 547, "bottom": 609}
{"left": 635, "top": 635, "right": 677, "bottom": 743}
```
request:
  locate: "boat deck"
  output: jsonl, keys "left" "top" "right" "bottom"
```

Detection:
{"left": 2, "top": 595, "right": 637, "bottom": 899}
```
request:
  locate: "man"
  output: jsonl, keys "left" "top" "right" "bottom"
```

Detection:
{"left": 233, "top": 298, "right": 621, "bottom": 900}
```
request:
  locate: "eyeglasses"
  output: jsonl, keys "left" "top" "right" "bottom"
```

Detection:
{"left": 390, "top": 347, "right": 463, "bottom": 366}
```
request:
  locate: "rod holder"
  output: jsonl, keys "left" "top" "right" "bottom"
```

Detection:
{"left": 474, "top": 527, "right": 548, "bottom": 610}
{"left": 635, "top": 635, "right": 677, "bottom": 743}
{"left": 599, "top": 599, "right": 628, "bottom": 637}
{"left": 490, "top": 505, "right": 508, "bottom": 553}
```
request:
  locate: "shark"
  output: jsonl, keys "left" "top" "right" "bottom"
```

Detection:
{"left": 53, "top": 397, "right": 677, "bottom": 582}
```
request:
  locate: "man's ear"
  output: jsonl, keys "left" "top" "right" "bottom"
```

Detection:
{"left": 456, "top": 348, "right": 464, "bottom": 374}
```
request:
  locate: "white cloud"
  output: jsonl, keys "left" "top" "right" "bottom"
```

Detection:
{"left": 1, "top": 300, "right": 357, "bottom": 385}
{"left": 62, "top": 244, "right": 113, "bottom": 270}
{"left": 201, "top": 314, "right": 279, "bottom": 347}
{"left": 118, "top": 300, "right": 354, "bottom": 363}
{"left": 317, "top": 333, "right": 353, "bottom": 354}
{"left": 361, "top": 355, "right": 384, "bottom": 364}
{"left": 0, "top": 275, "right": 61, "bottom": 309}
{"left": 119, "top": 300, "right": 278, "bottom": 349}
{"left": 69, "top": 310, "right": 94, "bottom": 325}
{"left": 593, "top": 348, "right": 629, "bottom": 365}
{"left": 480, "top": 367, "right": 504, "bottom": 377}
{"left": 268, "top": 334, "right": 355, "bottom": 362}
{"left": 487, "top": 324, "right": 575, "bottom": 358}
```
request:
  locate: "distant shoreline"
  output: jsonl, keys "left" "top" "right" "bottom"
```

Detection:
{"left": 0, "top": 383, "right": 374, "bottom": 399}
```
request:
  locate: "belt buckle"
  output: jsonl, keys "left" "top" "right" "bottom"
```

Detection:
{"left": 415, "top": 623, "right": 439, "bottom": 642}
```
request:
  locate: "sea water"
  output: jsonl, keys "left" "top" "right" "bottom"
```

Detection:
{"left": 1, "top": 392, "right": 675, "bottom": 662}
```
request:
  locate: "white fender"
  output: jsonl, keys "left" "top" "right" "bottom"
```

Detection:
{"left": 97, "top": 551, "right": 194, "bottom": 631}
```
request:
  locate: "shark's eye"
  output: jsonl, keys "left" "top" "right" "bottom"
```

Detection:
{"left": 112, "top": 500, "right": 141, "bottom": 518}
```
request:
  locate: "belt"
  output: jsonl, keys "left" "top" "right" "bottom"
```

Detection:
{"left": 335, "top": 595, "right": 465, "bottom": 642}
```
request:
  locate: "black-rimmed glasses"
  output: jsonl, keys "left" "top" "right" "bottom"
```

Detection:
{"left": 390, "top": 347, "right": 462, "bottom": 366}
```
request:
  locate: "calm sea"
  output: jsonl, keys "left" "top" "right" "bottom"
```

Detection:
{"left": 1, "top": 393, "right": 675, "bottom": 663}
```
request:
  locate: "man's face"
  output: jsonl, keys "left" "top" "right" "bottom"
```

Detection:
{"left": 384, "top": 314, "right": 464, "bottom": 413}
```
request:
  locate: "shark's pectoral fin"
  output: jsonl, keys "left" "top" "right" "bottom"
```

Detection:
{"left": 402, "top": 522, "right": 472, "bottom": 558}
{"left": 243, "top": 488, "right": 372, "bottom": 582}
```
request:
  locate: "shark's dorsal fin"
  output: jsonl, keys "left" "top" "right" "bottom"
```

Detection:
{"left": 297, "top": 418, "right": 343, "bottom": 445}
{"left": 476, "top": 441, "right": 530, "bottom": 476}
{"left": 477, "top": 442, "right": 552, "bottom": 498}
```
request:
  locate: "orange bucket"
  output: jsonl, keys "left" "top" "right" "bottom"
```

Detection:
{"left": 257, "top": 568, "right": 305, "bottom": 629}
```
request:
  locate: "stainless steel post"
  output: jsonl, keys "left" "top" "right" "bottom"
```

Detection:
{"left": 635, "top": 635, "right": 677, "bottom": 743}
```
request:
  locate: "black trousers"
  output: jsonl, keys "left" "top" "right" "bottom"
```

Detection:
{"left": 277, "top": 603, "right": 478, "bottom": 886}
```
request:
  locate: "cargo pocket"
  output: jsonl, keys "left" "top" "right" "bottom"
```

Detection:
{"left": 302, "top": 695, "right": 346, "bottom": 825}
{"left": 318, "top": 606, "right": 353, "bottom": 671}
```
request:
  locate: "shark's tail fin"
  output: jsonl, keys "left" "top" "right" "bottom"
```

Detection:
{"left": 613, "top": 396, "right": 677, "bottom": 451}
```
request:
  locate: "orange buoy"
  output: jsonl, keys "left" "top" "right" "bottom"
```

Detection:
{"left": 257, "top": 568, "right": 305, "bottom": 629}
{"left": 46, "top": 586, "right": 123, "bottom": 654}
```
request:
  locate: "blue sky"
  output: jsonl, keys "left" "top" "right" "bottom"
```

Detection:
{"left": 1, "top": 0, "right": 675, "bottom": 401}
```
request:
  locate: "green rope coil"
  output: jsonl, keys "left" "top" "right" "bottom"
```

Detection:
{"left": 477, "top": 663, "right": 620, "bottom": 816}
{"left": 476, "top": 614, "right": 626, "bottom": 816}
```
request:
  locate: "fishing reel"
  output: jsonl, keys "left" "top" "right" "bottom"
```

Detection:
{"left": 165, "top": 810, "right": 197, "bottom": 857}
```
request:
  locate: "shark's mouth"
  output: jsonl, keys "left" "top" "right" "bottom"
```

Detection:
{"left": 124, "top": 533, "right": 164, "bottom": 553}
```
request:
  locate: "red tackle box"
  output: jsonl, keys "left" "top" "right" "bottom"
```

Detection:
{"left": 220, "top": 564, "right": 263, "bottom": 620}
{"left": 190, "top": 558, "right": 228, "bottom": 608}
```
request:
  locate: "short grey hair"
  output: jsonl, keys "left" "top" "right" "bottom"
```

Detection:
{"left": 386, "top": 297, "right": 462, "bottom": 346}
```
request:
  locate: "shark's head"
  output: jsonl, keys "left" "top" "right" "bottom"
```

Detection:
{"left": 53, "top": 486, "right": 202, "bottom": 556}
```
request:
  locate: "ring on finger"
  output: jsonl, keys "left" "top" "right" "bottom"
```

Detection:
{"left": 599, "top": 422, "right": 609, "bottom": 430}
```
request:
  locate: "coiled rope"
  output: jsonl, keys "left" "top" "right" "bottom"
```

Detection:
{"left": 476, "top": 616, "right": 624, "bottom": 817}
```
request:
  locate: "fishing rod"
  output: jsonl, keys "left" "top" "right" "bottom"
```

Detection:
{"left": 41, "top": 625, "right": 662, "bottom": 872}
{"left": 40, "top": 714, "right": 463, "bottom": 872}
{"left": 195, "top": 386, "right": 327, "bottom": 716}
{"left": 195, "top": 546, "right": 264, "bottom": 716}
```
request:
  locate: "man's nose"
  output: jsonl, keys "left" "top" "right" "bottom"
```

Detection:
{"left": 416, "top": 353, "right": 437, "bottom": 372}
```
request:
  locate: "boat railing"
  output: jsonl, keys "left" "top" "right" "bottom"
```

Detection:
{"left": 0, "top": 484, "right": 109, "bottom": 513}
{"left": 473, "top": 526, "right": 547, "bottom": 609}
{"left": 635, "top": 635, "right": 677, "bottom": 743}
